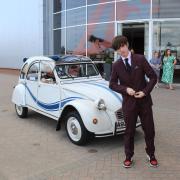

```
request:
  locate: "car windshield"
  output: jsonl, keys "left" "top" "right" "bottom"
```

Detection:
{"left": 55, "top": 63, "right": 99, "bottom": 79}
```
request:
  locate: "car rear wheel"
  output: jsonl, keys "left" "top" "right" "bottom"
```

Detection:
{"left": 65, "top": 111, "right": 92, "bottom": 145}
{"left": 15, "top": 104, "right": 28, "bottom": 118}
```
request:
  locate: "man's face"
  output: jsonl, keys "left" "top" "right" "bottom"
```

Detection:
{"left": 117, "top": 44, "right": 129, "bottom": 57}
{"left": 68, "top": 65, "right": 80, "bottom": 77}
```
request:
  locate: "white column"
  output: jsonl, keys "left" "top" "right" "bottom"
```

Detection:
{"left": 86, "top": 0, "right": 88, "bottom": 57}
{"left": 148, "top": 0, "right": 153, "bottom": 61}
{"left": 148, "top": 21, "right": 153, "bottom": 61}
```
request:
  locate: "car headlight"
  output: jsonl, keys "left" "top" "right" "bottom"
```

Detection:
{"left": 95, "top": 98, "right": 106, "bottom": 110}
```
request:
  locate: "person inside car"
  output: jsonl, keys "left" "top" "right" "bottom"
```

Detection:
{"left": 68, "top": 65, "right": 80, "bottom": 77}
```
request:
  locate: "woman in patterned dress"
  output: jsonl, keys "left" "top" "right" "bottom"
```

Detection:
{"left": 161, "top": 49, "right": 177, "bottom": 90}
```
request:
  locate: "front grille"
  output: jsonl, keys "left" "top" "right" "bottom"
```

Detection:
{"left": 115, "top": 109, "right": 126, "bottom": 132}
{"left": 115, "top": 109, "right": 124, "bottom": 121}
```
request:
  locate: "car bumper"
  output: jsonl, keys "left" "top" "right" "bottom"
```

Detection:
{"left": 94, "top": 122, "right": 141, "bottom": 138}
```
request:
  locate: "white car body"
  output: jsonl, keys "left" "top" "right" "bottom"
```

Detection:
{"left": 12, "top": 55, "right": 141, "bottom": 144}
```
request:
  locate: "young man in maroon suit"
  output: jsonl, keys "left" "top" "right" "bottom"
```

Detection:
{"left": 109, "top": 36, "right": 158, "bottom": 168}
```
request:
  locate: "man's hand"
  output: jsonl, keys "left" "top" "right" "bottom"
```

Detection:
{"left": 126, "top": 88, "right": 136, "bottom": 96}
{"left": 134, "top": 91, "right": 145, "bottom": 98}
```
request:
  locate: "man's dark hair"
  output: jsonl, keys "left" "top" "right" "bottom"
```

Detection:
{"left": 112, "top": 35, "right": 129, "bottom": 51}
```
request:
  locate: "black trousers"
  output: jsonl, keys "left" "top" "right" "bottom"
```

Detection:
{"left": 123, "top": 104, "right": 155, "bottom": 159}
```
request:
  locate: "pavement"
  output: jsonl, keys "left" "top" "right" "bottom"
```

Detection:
{"left": 0, "top": 70, "right": 180, "bottom": 180}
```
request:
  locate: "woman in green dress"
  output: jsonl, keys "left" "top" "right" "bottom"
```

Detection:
{"left": 161, "top": 49, "right": 177, "bottom": 90}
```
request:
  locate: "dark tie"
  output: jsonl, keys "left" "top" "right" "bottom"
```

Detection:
{"left": 125, "top": 58, "right": 131, "bottom": 73}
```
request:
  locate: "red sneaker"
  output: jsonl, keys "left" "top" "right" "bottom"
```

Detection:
{"left": 147, "top": 155, "right": 159, "bottom": 167}
{"left": 123, "top": 158, "right": 133, "bottom": 168}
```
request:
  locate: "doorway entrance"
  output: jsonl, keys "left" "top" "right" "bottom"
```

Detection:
{"left": 122, "top": 23, "right": 144, "bottom": 54}
{"left": 117, "top": 22, "right": 149, "bottom": 57}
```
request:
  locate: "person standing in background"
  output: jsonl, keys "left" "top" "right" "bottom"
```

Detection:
{"left": 161, "top": 49, "right": 177, "bottom": 90}
{"left": 150, "top": 51, "right": 161, "bottom": 88}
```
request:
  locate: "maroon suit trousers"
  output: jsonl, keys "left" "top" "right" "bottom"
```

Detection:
{"left": 123, "top": 102, "right": 155, "bottom": 159}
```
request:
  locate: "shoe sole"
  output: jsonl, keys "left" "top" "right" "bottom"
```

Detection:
{"left": 146, "top": 155, "right": 159, "bottom": 167}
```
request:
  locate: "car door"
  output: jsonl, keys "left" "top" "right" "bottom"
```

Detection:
{"left": 26, "top": 61, "right": 40, "bottom": 109}
{"left": 37, "top": 61, "right": 61, "bottom": 118}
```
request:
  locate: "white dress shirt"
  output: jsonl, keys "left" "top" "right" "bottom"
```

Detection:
{"left": 121, "top": 51, "right": 132, "bottom": 66}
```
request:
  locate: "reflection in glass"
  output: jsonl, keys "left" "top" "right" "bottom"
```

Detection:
{"left": 87, "top": 23, "right": 114, "bottom": 62}
{"left": 56, "top": 63, "right": 99, "bottom": 79}
{"left": 67, "top": 7, "right": 86, "bottom": 26}
{"left": 66, "top": 26, "right": 86, "bottom": 55}
{"left": 53, "top": 0, "right": 65, "bottom": 12}
{"left": 87, "top": 0, "right": 114, "bottom": 5}
{"left": 54, "top": 29, "right": 65, "bottom": 55}
{"left": 66, "top": 0, "right": 85, "bottom": 9}
{"left": 53, "top": 12, "right": 65, "bottom": 29}
{"left": 27, "top": 63, "right": 39, "bottom": 81}
{"left": 88, "top": 2, "right": 115, "bottom": 24}
{"left": 40, "top": 62, "right": 56, "bottom": 84}
{"left": 116, "top": 0, "right": 150, "bottom": 21}
{"left": 153, "top": 21, "right": 180, "bottom": 60}
{"left": 152, "top": 0, "right": 180, "bottom": 18}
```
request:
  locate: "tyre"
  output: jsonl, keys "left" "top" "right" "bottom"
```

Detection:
{"left": 15, "top": 104, "right": 28, "bottom": 118}
{"left": 65, "top": 111, "right": 93, "bottom": 145}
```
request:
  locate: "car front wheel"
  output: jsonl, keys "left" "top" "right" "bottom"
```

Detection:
{"left": 65, "top": 111, "right": 92, "bottom": 145}
{"left": 15, "top": 104, "right": 28, "bottom": 118}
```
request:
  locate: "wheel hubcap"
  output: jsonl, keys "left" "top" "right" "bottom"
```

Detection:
{"left": 70, "top": 123, "right": 78, "bottom": 135}
{"left": 67, "top": 117, "right": 82, "bottom": 142}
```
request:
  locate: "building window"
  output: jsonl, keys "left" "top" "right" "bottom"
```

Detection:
{"left": 116, "top": 0, "right": 151, "bottom": 21}
{"left": 54, "top": 29, "right": 65, "bottom": 55}
{"left": 88, "top": 2, "right": 115, "bottom": 24}
{"left": 87, "top": 0, "right": 114, "bottom": 5}
{"left": 66, "top": 7, "right": 86, "bottom": 26}
{"left": 87, "top": 23, "right": 114, "bottom": 61}
{"left": 53, "top": 0, "right": 65, "bottom": 13}
{"left": 152, "top": 0, "right": 180, "bottom": 18}
{"left": 66, "top": 26, "right": 86, "bottom": 55}
{"left": 53, "top": 12, "right": 65, "bottom": 29}
{"left": 153, "top": 21, "right": 180, "bottom": 83}
{"left": 66, "top": 0, "right": 85, "bottom": 9}
{"left": 153, "top": 21, "right": 180, "bottom": 59}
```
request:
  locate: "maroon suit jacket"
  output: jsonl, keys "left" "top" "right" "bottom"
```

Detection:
{"left": 109, "top": 54, "right": 157, "bottom": 111}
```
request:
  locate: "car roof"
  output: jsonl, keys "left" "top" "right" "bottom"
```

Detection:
{"left": 54, "top": 55, "right": 92, "bottom": 65}
{"left": 23, "top": 56, "right": 53, "bottom": 66}
{"left": 23, "top": 55, "right": 92, "bottom": 67}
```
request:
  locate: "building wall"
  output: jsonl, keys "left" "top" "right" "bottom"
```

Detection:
{"left": 52, "top": 0, "right": 180, "bottom": 62}
{"left": 0, "top": 0, "right": 44, "bottom": 69}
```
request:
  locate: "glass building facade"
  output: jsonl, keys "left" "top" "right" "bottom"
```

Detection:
{"left": 52, "top": 0, "right": 180, "bottom": 81}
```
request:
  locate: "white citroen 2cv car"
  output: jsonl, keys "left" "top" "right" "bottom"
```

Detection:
{"left": 12, "top": 55, "right": 141, "bottom": 145}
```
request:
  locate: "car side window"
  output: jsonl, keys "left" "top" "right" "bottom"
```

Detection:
{"left": 26, "top": 62, "right": 39, "bottom": 81}
{"left": 20, "top": 63, "right": 28, "bottom": 79}
{"left": 40, "top": 62, "right": 56, "bottom": 84}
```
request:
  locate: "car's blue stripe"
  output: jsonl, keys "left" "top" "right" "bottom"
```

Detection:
{"left": 25, "top": 85, "right": 83, "bottom": 111}
{"left": 84, "top": 82, "right": 122, "bottom": 103}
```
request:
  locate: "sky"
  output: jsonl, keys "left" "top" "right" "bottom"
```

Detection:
{"left": 0, "top": 0, "right": 43, "bottom": 68}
